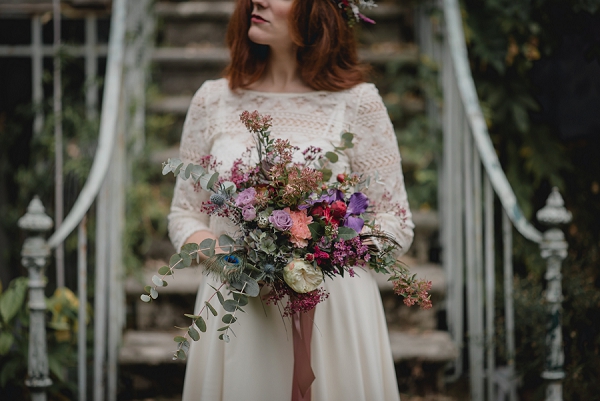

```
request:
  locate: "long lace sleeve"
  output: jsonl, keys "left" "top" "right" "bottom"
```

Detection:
{"left": 167, "top": 83, "right": 212, "bottom": 252}
{"left": 349, "top": 84, "right": 414, "bottom": 256}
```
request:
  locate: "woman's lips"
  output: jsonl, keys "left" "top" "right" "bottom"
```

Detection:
{"left": 251, "top": 14, "right": 268, "bottom": 23}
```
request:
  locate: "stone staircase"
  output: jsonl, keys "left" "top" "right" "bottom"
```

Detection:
{"left": 118, "top": 1, "right": 457, "bottom": 399}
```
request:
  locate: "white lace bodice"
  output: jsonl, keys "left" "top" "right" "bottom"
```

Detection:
{"left": 168, "top": 78, "right": 414, "bottom": 254}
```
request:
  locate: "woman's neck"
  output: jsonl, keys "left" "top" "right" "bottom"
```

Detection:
{"left": 249, "top": 46, "right": 313, "bottom": 93}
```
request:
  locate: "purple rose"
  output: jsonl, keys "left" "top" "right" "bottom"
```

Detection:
{"left": 242, "top": 205, "right": 257, "bottom": 221}
{"left": 235, "top": 187, "right": 257, "bottom": 207}
{"left": 269, "top": 209, "right": 293, "bottom": 231}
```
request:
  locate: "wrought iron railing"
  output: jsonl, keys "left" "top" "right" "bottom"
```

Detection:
{"left": 417, "top": 1, "right": 572, "bottom": 400}
{"left": 15, "top": 1, "right": 153, "bottom": 400}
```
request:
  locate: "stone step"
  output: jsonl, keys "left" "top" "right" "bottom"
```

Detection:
{"left": 152, "top": 45, "right": 419, "bottom": 65}
{"left": 119, "top": 327, "right": 457, "bottom": 366}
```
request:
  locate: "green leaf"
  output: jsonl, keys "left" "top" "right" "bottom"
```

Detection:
{"left": 162, "top": 157, "right": 182, "bottom": 175}
{"left": 179, "top": 251, "right": 192, "bottom": 267}
{"left": 218, "top": 234, "right": 236, "bottom": 253}
{"left": 199, "top": 238, "right": 216, "bottom": 257}
{"left": 184, "top": 314, "right": 201, "bottom": 319}
{"left": 174, "top": 336, "right": 186, "bottom": 343}
{"left": 169, "top": 253, "right": 184, "bottom": 269}
{"left": 222, "top": 314, "right": 237, "bottom": 324}
{"left": 200, "top": 172, "right": 219, "bottom": 191}
{"left": 144, "top": 285, "right": 152, "bottom": 293}
{"left": 233, "top": 292, "right": 248, "bottom": 306}
{"left": 321, "top": 169, "right": 332, "bottom": 182}
{"left": 0, "top": 277, "right": 27, "bottom": 323}
{"left": 158, "top": 266, "right": 171, "bottom": 275}
{"left": 140, "top": 294, "right": 151, "bottom": 303}
{"left": 184, "top": 163, "right": 193, "bottom": 179}
{"left": 176, "top": 349, "right": 186, "bottom": 360}
{"left": 341, "top": 132, "right": 354, "bottom": 147}
{"left": 325, "top": 151, "right": 339, "bottom": 163}
{"left": 188, "top": 326, "right": 200, "bottom": 341}
{"left": 308, "top": 222, "right": 324, "bottom": 241}
{"left": 222, "top": 300, "right": 239, "bottom": 313}
{"left": 337, "top": 226, "right": 358, "bottom": 240}
{"left": 217, "top": 326, "right": 228, "bottom": 331}
{"left": 196, "top": 316, "right": 207, "bottom": 332}
{"left": 151, "top": 275, "right": 164, "bottom": 287}
{"left": 189, "top": 165, "right": 206, "bottom": 183}
{"left": 150, "top": 288, "right": 158, "bottom": 300}
{"left": 181, "top": 243, "right": 199, "bottom": 253}
{"left": 0, "top": 332, "right": 14, "bottom": 355}
{"left": 229, "top": 273, "right": 260, "bottom": 297}
{"left": 216, "top": 290, "right": 225, "bottom": 306}
{"left": 219, "top": 333, "right": 230, "bottom": 343}
{"left": 205, "top": 301, "right": 218, "bottom": 316}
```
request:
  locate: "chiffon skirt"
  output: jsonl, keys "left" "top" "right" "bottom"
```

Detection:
{"left": 181, "top": 268, "right": 401, "bottom": 401}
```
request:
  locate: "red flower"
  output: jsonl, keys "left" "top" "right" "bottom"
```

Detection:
{"left": 310, "top": 205, "right": 326, "bottom": 217}
{"left": 330, "top": 201, "right": 347, "bottom": 219}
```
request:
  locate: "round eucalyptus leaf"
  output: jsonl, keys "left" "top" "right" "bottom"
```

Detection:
{"left": 188, "top": 326, "right": 200, "bottom": 341}
{"left": 169, "top": 253, "right": 183, "bottom": 269}
{"left": 222, "top": 300, "right": 239, "bottom": 313}
{"left": 150, "top": 288, "right": 158, "bottom": 300}
{"left": 196, "top": 316, "right": 207, "bottom": 332}
{"left": 174, "top": 336, "right": 186, "bottom": 343}
{"left": 180, "top": 251, "right": 192, "bottom": 267}
{"left": 158, "top": 266, "right": 171, "bottom": 275}
{"left": 205, "top": 301, "right": 218, "bottom": 316}
{"left": 222, "top": 314, "right": 237, "bottom": 324}
{"left": 220, "top": 334, "right": 230, "bottom": 343}
{"left": 151, "top": 275, "right": 164, "bottom": 287}
{"left": 140, "top": 294, "right": 151, "bottom": 303}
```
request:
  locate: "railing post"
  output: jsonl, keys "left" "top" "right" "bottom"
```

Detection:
{"left": 536, "top": 187, "right": 572, "bottom": 401}
{"left": 18, "top": 197, "right": 54, "bottom": 401}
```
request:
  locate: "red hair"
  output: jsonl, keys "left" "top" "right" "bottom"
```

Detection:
{"left": 224, "top": 0, "right": 369, "bottom": 92}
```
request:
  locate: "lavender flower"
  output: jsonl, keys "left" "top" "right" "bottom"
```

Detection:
{"left": 269, "top": 209, "right": 293, "bottom": 231}
{"left": 235, "top": 187, "right": 257, "bottom": 207}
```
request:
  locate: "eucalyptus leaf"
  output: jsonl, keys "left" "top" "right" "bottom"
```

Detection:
{"left": 190, "top": 165, "right": 206, "bottom": 183}
{"left": 325, "top": 151, "right": 339, "bottom": 163}
{"left": 181, "top": 243, "right": 199, "bottom": 253}
{"left": 233, "top": 293, "right": 248, "bottom": 306}
{"left": 140, "top": 294, "right": 151, "bottom": 303}
{"left": 184, "top": 314, "right": 201, "bottom": 319}
{"left": 188, "top": 326, "right": 200, "bottom": 341}
{"left": 205, "top": 301, "right": 218, "bottom": 316}
{"left": 176, "top": 349, "right": 186, "bottom": 360}
{"left": 222, "top": 300, "right": 239, "bottom": 313}
{"left": 321, "top": 169, "right": 332, "bottom": 182}
{"left": 196, "top": 316, "right": 207, "bottom": 332}
{"left": 144, "top": 285, "right": 152, "bottom": 293}
{"left": 229, "top": 273, "right": 260, "bottom": 297}
{"left": 158, "top": 266, "right": 171, "bottom": 276}
{"left": 217, "top": 326, "right": 229, "bottom": 332}
{"left": 218, "top": 234, "right": 235, "bottom": 253}
{"left": 219, "top": 334, "right": 230, "bottom": 343}
{"left": 169, "top": 253, "right": 184, "bottom": 269}
{"left": 184, "top": 163, "right": 193, "bottom": 179}
{"left": 199, "top": 238, "right": 216, "bottom": 257}
{"left": 179, "top": 251, "right": 192, "bottom": 267}
{"left": 151, "top": 275, "right": 164, "bottom": 287}
{"left": 150, "top": 288, "right": 158, "bottom": 300}
{"left": 216, "top": 290, "right": 225, "bottom": 306}
{"left": 222, "top": 314, "right": 237, "bottom": 324}
{"left": 174, "top": 336, "right": 186, "bottom": 343}
{"left": 200, "top": 172, "right": 219, "bottom": 191}
{"left": 162, "top": 281, "right": 169, "bottom": 287}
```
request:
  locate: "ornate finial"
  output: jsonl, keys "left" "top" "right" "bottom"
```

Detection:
{"left": 18, "top": 196, "right": 54, "bottom": 233}
{"left": 536, "top": 187, "right": 572, "bottom": 227}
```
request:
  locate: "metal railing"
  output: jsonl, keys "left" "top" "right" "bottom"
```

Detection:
{"left": 417, "top": 1, "right": 572, "bottom": 400}
{"left": 15, "top": 1, "right": 153, "bottom": 400}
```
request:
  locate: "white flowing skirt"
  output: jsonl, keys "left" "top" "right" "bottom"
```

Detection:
{"left": 181, "top": 266, "right": 401, "bottom": 401}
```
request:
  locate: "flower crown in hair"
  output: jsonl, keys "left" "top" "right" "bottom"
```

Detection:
{"left": 333, "top": 0, "right": 377, "bottom": 26}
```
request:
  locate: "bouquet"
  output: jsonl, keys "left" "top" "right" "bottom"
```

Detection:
{"left": 141, "top": 110, "right": 432, "bottom": 360}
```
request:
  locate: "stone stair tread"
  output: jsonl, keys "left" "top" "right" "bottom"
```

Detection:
{"left": 120, "top": 327, "right": 458, "bottom": 366}
{"left": 120, "top": 330, "right": 184, "bottom": 365}
{"left": 155, "top": 1, "right": 406, "bottom": 20}
{"left": 389, "top": 328, "right": 458, "bottom": 363}
{"left": 152, "top": 46, "right": 418, "bottom": 65}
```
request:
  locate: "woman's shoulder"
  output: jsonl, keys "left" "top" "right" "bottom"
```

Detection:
{"left": 192, "top": 78, "right": 228, "bottom": 98}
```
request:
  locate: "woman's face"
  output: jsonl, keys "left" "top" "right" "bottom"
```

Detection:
{"left": 248, "top": 0, "right": 294, "bottom": 51}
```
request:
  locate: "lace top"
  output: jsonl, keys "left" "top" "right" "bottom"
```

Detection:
{"left": 168, "top": 78, "right": 414, "bottom": 254}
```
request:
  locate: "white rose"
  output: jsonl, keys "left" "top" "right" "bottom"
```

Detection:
{"left": 283, "top": 259, "right": 323, "bottom": 293}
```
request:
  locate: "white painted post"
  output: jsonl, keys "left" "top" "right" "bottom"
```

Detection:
{"left": 53, "top": 0, "right": 65, "bottom": 288}
{"left": 19, "top": 197, "right": 54, "bottom": 401}
{"left": 537, "top": 188, "right": 571, "bottom": 401}
{"left": 31, "top": 15, "right": 44, "bottom": 137}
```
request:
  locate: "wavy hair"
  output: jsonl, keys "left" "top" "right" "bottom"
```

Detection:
{"left": 224, "top": 0, "right": 369, "bottom": 91}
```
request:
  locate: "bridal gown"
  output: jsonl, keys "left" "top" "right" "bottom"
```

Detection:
{"left": 168, "top": 78, "right": 414, "bottom": 401}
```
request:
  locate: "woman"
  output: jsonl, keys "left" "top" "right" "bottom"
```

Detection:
{"left": 168, "top": 0, "right": 414, "bottom": 400}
